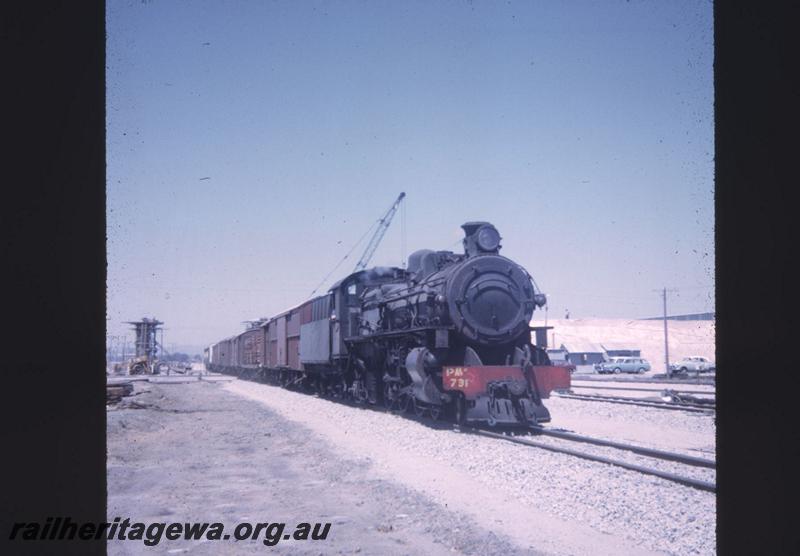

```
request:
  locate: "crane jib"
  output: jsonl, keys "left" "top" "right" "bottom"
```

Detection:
{"left": 353, "top": 192, "right": 406, "bottom": 272}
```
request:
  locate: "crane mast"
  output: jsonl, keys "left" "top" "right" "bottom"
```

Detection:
{"left": 353, "top": 192, "right": 406, "bottom": 272}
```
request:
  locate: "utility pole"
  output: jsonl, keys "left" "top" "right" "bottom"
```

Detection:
{"left": 110, "top": 335, "right": 121, "bottom": 361}
{"left": 663, "top": 288, "right": 669, "bottom": 376}
{"left": 655, "top": 287, "right": 679, "bottom": 377}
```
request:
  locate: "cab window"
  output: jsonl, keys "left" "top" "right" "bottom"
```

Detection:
{"left": 346, "top": 283, "right": 359, "bottom": 306}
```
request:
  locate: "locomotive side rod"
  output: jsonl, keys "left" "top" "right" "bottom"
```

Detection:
{"left": 463, "top": 427, "right": 716, "bottom": 493}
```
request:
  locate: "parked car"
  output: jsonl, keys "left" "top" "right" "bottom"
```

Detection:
{"left": 595, "top": 357, "right": 651, "bottom": 374}
{"left": 669, "top": 356, "right": 715, "bottom": 375}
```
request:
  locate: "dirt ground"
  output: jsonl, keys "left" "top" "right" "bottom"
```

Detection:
{"left": 107, "top": 381, "right": 539, "bottom": 555}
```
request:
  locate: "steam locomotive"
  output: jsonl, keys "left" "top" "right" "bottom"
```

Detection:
{"left": 205, "top": 222, "right": 570, "bottom": 426}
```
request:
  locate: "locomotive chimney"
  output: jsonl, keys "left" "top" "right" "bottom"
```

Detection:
{"left": 461, "top": 222, "right": 501, "bottom": 257}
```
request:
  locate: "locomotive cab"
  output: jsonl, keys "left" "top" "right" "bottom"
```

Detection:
{"left": 330, "top": 267, "right": 407, "bottom": 358}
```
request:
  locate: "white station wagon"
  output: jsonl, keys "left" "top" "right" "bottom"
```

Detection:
{"left": 595, "top": 357, "right": 651, "bottom": 374}
{"left": 669, "top": 356, "right": 715, "bottom": 375}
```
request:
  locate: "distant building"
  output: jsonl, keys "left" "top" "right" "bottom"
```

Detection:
{"left": 601, "top": 342, "right": 642, "bottom": 358}
{"left": 560, "top": 341, "right": 606, "bottom": 366}
{"left": 639, "top": 312, "right": 715, "bottom": 321}
{"left": 546, "top": 348, "right": 569, "bottom": 365}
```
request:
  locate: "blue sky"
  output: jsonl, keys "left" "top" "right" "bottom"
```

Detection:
{"left": 107, "top": 0, "right": 714, "bottom": 351}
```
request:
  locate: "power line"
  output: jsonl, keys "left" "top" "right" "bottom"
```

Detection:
{"left": 353, "top": 192, "right": 405, "bottom": 272}
{"left": 307, "top": 219, "right": 380, "bottom": 299}
{"left": 669, "top": 284, "right": 715, "bottom": 290}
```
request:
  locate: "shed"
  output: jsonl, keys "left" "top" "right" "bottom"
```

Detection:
{"left": 601, "top": 342, "right": 642, "bottom": 358}
{"left": 640, "top": 312, "right": 715, "bottom": 321}
{"left": 560, "top": 341, "right": 606, "bottom": 366}
{"left": 546, "top": 348, "right": 569, "bottom": 365}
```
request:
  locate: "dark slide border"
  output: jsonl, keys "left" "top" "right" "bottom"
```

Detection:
{"left": 3, "top": 2, "right": 106, "bottom": 555}
{"left": 714, "top": 2, "right": 798, "bottom": 553}
{"left": 2, "top": 2, "right": 797, "bottom": 553}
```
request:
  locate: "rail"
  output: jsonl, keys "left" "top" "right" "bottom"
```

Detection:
{"left": 554, "top": 392, "right": 715, "bottom": 413}
{"left": 463, "top": 427, "right": 716, "bottom": 493}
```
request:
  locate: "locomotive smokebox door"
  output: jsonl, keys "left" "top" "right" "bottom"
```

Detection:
{"left": 445, "top": 256, "right": 535, "bottom": 345}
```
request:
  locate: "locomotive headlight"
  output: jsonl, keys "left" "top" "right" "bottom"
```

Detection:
{"left": 533, "top": 293, "right": 547, "bottom": 307}
{"left": 476, "top": 225, "right": 501, "bottom": 251}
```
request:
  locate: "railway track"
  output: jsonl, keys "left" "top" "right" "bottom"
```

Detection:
{"left": 464, "top": 426, "right": 716, "bottom": 493}
{"left": 554, "top": 391, "right": 715, "bottom": 412}
{"left": 224, "top": 370, "right": 716, "bottom": 492}
{"left": 570, "top": 376, "right": 715, "bottom": 386}
{"left": 570, "top": 384, "right": 714, "bottom": 395}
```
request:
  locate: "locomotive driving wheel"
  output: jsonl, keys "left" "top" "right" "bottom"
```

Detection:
{"left": 398, "top": 392, "right": 411, "bottom": 413}
{"left": 383, "top": 382, "right": 399, "bottom": 410}
{"left": 353, "top": 380, "right": 368, "bottom": 404}
{"left": 412, "top": 397, "right": 425, "bottom": 418}
{"left": 453, "top": 394, "right": 465, "bottom": 425}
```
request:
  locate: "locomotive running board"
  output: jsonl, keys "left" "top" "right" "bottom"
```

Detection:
{"left": 343, "top": 326, "right": 452, "bottom": 342}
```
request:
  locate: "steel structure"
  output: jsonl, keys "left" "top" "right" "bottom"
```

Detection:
{"left": 125, "top": 317, "right": 163, "bottom": 374}
{"left": 353, "top": 192, "right": 405, "bottom": 272}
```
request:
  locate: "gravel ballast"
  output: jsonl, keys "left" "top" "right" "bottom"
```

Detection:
{"left": 226, "top": 380, "right": 716, "bottom": 555}
{"left": 108, "top": 382, "right": 539, "bottom": 555}
{"left": 544, "top": 396, "right": 716, "bottom": 459}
